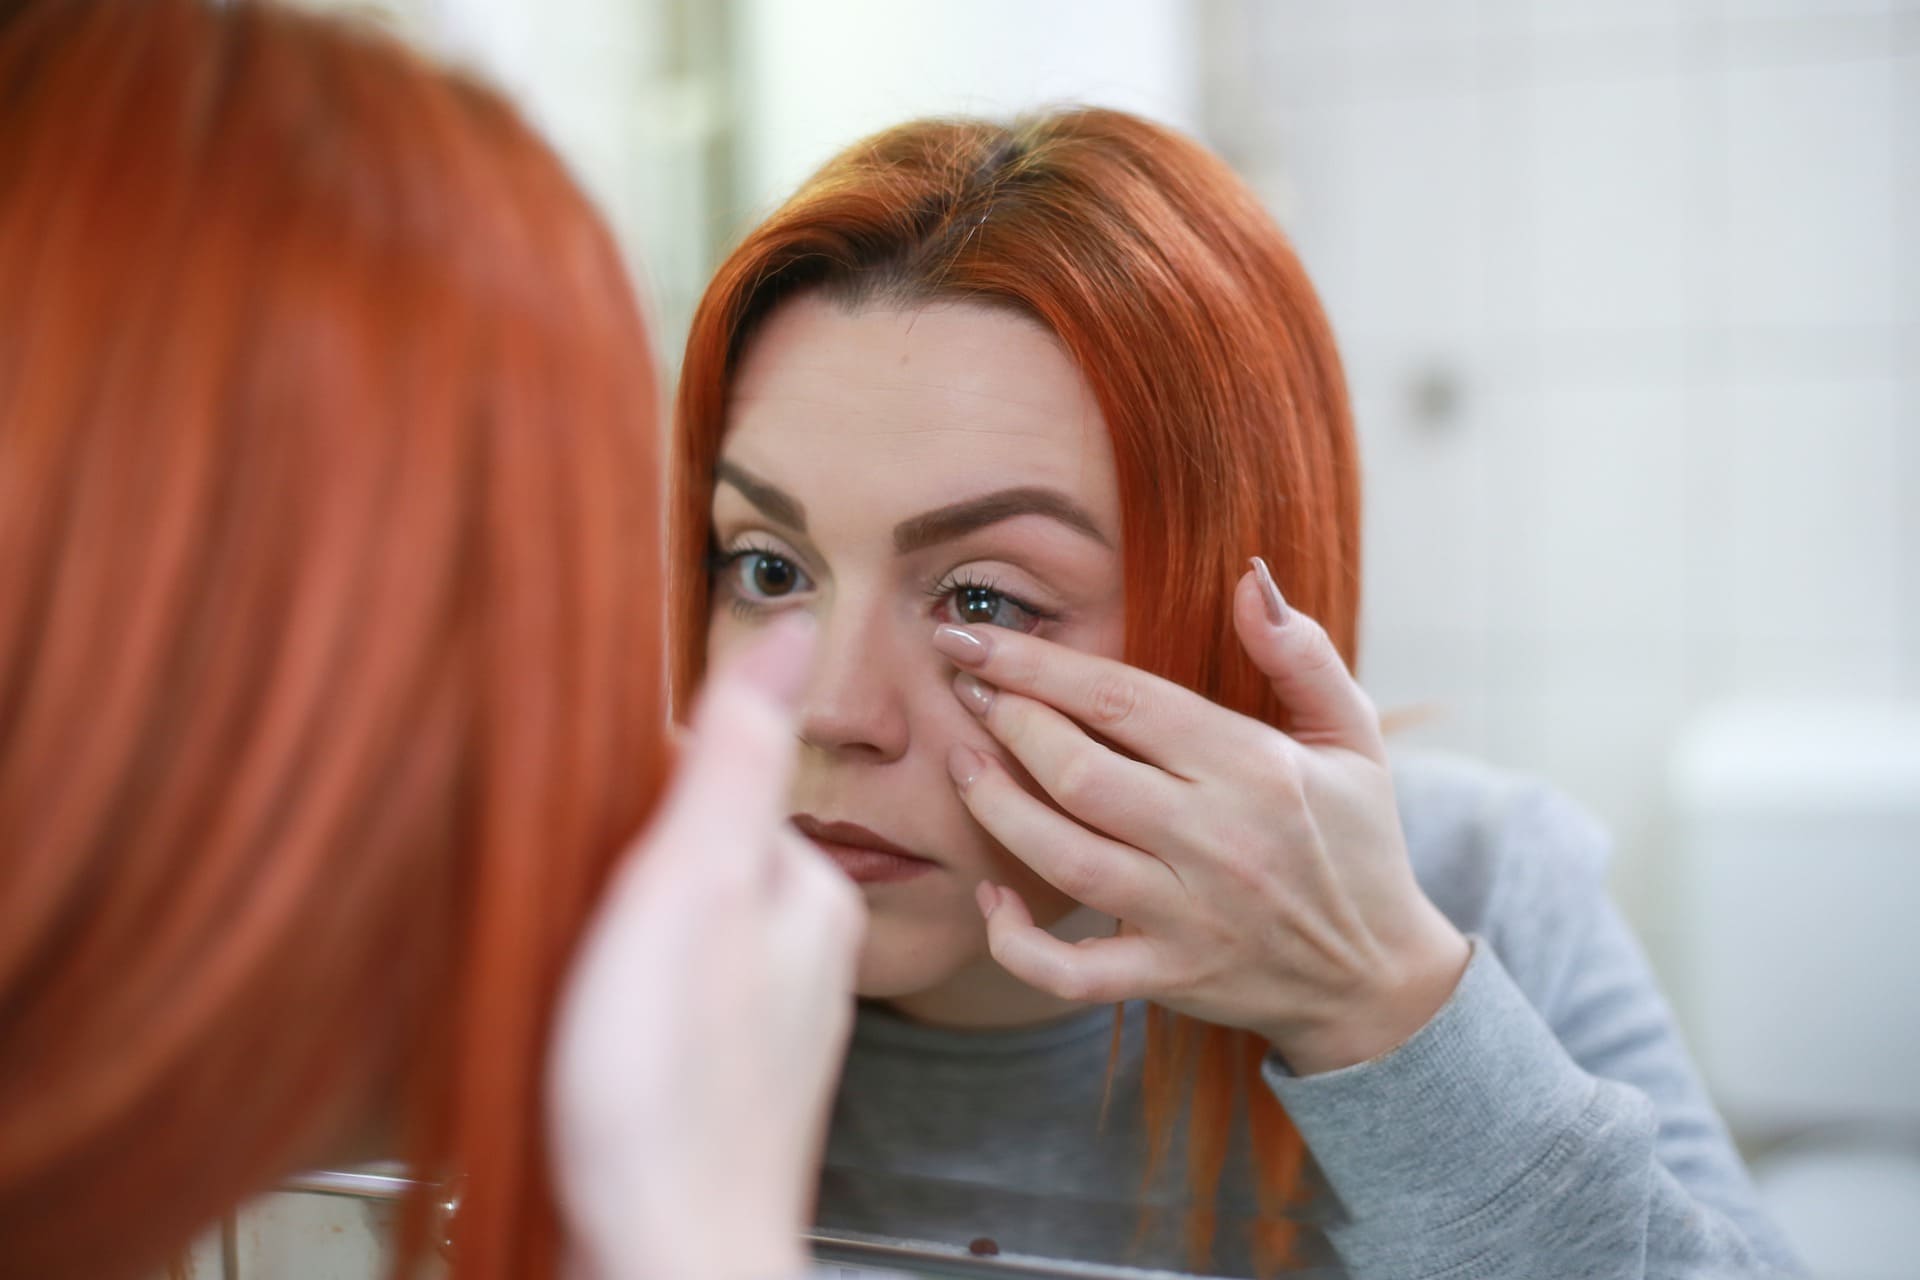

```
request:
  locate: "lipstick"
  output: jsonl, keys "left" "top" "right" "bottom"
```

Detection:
{"left": 791, "top": 815, "right": 938, "bottom": 885}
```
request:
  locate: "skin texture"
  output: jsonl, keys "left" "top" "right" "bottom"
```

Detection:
{"left": 707, "top": 297, "right": 1469, "bottom": 1065}
{"left": 709, "top": 297, "right": 1123, "bottom": 1028}
{"left": 548, "top": 617, "right": 867, "bottom": 1280}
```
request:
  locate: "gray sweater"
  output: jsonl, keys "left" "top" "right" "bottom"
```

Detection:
{"left": 811, "top": 751, "right": 1807, "bottom": 1278}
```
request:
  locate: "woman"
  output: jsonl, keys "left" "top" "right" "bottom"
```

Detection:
{"left": 0, "top": 4, "right": 861, "bottom": 1279}
{"left": 672, "top": 110, "right": 1805, "bottom": 1277}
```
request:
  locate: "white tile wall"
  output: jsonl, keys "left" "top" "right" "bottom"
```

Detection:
{"left": 1530, "top": 73, "right": 1693, "bottom": 332}
{"left": 1340, "top": 92, "right": 1488, "bottom": 341}
{"left": 1200, "top": 0, "right": 1919, "bottom": 994}
{"left": 1719, "top": 59, "right": 1898, "bottom": 329}
{"left": 1524, "top": 0, "right": 1693, "bottom": 34}
{"left": 732, "top": 0, "right": 1202, "bottom": 217}
{"left": 1709, "top": 0, "right": 1897, "bottom": 20}
{"left": 1354, "top": 375, "right": 1495, "bottom": 634}
{"left": 1697, "top": 377, "right": 1904, "bottom": 685}
{"left": 1361, "top": 626, "right": 1494, "bottom": 759}
{"left": 1521, "top": 378, "right": 1693, "bottom": 633}
{"left": 1479, "top": 78, "right": 1543, "bottom": 335}
{"left": 1481, "top": 630, "right": 1692, "bottom": 942}
{"left": 1341, "top": 0, "right": 1486, "bottom": 51}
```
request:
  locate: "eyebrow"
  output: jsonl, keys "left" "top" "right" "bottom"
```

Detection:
{"left": 715, "top": 459, "right": 807, "bottom": 532}
{"left": 713, "top": 458, "right": 1110, "bottom": 554}
{"left": 892, "top": 487, "right": 1111, "bottom": 554}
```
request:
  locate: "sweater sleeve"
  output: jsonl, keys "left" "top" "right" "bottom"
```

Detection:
{"left": 1260, "top": 783, "right": 1807, "bottom": 1280}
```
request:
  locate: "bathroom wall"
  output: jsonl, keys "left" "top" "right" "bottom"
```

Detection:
{"left": 314, "top": 0, "right": 1919, "bottom": 1102}
{"left": 727, "top": 0, "right": 1201, "bottom": 216}
{"left": 196, "top": 3, "right": 1914, "bottom": 1275}
{"left": 1199, "top": 0, "right": 1919, "bottom": 990}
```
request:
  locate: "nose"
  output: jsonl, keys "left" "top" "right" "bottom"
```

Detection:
{"left": 796, "top": 594, "right": 911, "bottom": 763}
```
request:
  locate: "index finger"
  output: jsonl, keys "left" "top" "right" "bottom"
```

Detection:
{"left": 650, "top": 613, "right": 816, "bottom": 884}
{"left": 929, "top": 624, "right": 1255, "bottom": 779}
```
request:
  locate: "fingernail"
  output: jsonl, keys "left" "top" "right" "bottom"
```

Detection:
{"left": 974, "top": 880, "right": 998, "bottom": 919}
{"left": 932, "top": 624, "right": 991, "bottom": 667}
{"left": 947, "top": 743, "right": 984, "bottom": 791}
{"left": 953, "top": 672, "right": 996, "bottom": 717}
{"left": 732, "top": 612, "right": 818, "bottom": 706}
{"left": 1250, "top": 556, "right": 1290, "bottom": 627}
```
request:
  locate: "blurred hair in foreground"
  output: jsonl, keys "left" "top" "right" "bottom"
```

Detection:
{"left": 0, "top": 2, "right": 666, "bottom": 1276}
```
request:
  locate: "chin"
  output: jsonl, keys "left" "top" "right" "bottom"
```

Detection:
{"left": 851, "top": 911, "right": 984, "bottom": 999}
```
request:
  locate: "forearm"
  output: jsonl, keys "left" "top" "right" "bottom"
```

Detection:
{"left": 1262, "top": 940, "right": 1805, "bottom": 1279}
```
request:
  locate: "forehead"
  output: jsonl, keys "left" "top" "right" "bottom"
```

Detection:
{"left": 720, "top": 295, "right": 1118, "bottom": 518}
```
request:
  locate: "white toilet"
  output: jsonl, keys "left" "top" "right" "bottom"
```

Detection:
{"left": 1669, "top": 701, "right": 1920, "bottom": 1280}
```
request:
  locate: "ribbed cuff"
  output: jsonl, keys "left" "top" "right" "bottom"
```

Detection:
{"left": 1261, "top": 937, "right": 1602, "bottom": 1227}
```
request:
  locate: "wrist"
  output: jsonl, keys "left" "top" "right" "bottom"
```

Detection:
{"left": 1269, "top": 921, "right": 1471, "bottom": 1076}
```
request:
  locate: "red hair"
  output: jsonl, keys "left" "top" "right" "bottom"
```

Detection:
{"left": 0, "top": 3, "right": 666, "bottom": 1277}
{"left": 670, "top": 110, "right": 1361, "bottom": 1271}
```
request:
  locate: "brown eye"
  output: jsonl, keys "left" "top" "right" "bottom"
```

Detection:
{"left": 940, "top": 582, "right": 1043, "bottom": 633}
{"left": 958, "top": 586, "right": 999, "bottom": 624}
{"left": 723, "top": 549, "right": 812, "bottom": 602}
{"left": 750, "top": 554, "right": 797, "bottom": 597}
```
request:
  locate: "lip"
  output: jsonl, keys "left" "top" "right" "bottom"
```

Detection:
{"left": 791, "top": 814, "right": 938, "bottom": 885}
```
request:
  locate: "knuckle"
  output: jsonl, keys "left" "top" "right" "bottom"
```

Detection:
{"left": 989, "top": 694, "right": 1029, "bottom": 747}
{"left": 1067, "top": 852, "right": 1113, "bottom": 901}
{"left": 1044, "top": 962, "right": 1094, "bottom": 1004}
{"left": 1083, "top": 670, "right": 1139, "bottom": 730}
{"left": 1050, "top": 749, "right": 1107, "bottom": 813}
{"left": 1291, "top": 623, "right": 1349, "bottom": 681}
{"left": 1052, "top": 849, "right": 1101, "bottom": 900}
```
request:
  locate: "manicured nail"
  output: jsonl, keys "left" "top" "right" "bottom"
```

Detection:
{"left": 947, "top": 743, "right": 984, "bottom": 790}
{"left": 932, "top": 624, "right": 991, "bottom": 667}
{"left": 1250, "top": 556, "right": 1290, "bottom": 627}
{"left": 974, "top": 880, "right": 999, "bottom": 919}
{"left": 954, "top": 672, "right": 996, "bottom": 717}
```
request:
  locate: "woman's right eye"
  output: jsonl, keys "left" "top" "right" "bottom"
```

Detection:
{"left": 720, "top": 549, "right": 813, "bottom": 602}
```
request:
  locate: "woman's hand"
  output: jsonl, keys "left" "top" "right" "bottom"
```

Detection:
{"left": 937, "top": 559, "right": 1468, "bottom": 1077}
{"left": 547, "top": 616, "right": 866, "bottom": 1280}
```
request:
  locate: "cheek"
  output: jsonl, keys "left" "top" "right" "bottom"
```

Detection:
{"left": 899, "top": 684, "right": 1081, "bottom": 925}
{"left": 703, "top": 605, "right": 756, "bottom": 665}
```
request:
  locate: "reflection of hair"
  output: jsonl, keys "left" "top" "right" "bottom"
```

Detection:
{"left": 0, "top": 4, "right": 665, "bottom": 1277}
{"left": 671, "top": 109, "right": 1360, "bottom": 1272}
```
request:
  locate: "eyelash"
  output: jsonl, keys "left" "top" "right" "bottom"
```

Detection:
{"left": 708, "top": 539, "right": 801, "bottom": 620}
{"left": 709, "top": 541, "right": 1060, "bottom": 632}
{"left": 924, "top": 571, "right": 1057, "bottom": 627}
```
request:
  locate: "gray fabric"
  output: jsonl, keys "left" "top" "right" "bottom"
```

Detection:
{"left": 813, "top": 750, "right": 1807, "bottom": 1278}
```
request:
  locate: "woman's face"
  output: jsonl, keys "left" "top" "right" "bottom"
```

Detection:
{"left": 706, "top": 295, "right": 1125, "bottom": 1016}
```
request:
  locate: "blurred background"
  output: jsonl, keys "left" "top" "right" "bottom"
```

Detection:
{"left": 230, "top": 2, "right": 1914, "bottom": 1277}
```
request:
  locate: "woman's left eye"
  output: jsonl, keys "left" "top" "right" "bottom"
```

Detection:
{"left": 936, "top": 582, "right": 1045, "bottom": 633}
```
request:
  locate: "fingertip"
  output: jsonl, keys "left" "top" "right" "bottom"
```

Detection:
{"left": 725, "top": 611, "right": 818, "bottom": 709}
{"left": 948, "top": 743, "right": 986, "bottom": 792}
{"left": 994, "top": 884, "right": 1033, "bottom": 926}
{"left": 1249, "top": 556, "right": 1289, "bottom": 627}
{"left": 1231, "top": 571, "right": 1286, "bottom": 656}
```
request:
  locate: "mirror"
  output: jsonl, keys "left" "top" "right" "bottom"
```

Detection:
{"left": 170, "top": 1167, "right": 1272, "bottom": 1279}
